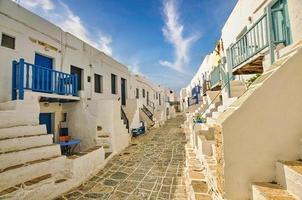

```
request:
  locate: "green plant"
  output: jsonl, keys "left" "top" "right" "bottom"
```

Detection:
{"left": 194, "top": 114, "right": 206, "bottom": 123}
{"left": 246, "top": 74, "right": 261, "bottom": 87}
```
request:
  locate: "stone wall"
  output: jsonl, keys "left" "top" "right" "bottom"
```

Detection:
{"left": 214, "top": 124, "right": 225, "bottom": 197}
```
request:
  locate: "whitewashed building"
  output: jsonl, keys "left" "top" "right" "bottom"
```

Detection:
{"left": 183, "top": 0, "right": 302, "bottom": 199}
{"left": 0, "top": 1, "right": 176, "bottom": 199}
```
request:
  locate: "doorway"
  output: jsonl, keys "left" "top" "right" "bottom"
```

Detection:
{"left": 121, "top": 78, "right": 126, "bottom": 106}
{"left": 34, "top": 53, "right": 53, "bottom": 92}
{"left": 271, "top": 0, "right": 291, "bottom": 46}
{"left": 39, "top": 113, "right": 52, "bottom": 134}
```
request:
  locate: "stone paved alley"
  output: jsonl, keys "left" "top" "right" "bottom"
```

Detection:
{"left": 57, "top": 114, "right": 211, "bottom": 200}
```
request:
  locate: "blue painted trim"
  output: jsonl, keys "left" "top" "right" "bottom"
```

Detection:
{"left": 19, "top": 58, "right": 25, "bottom": 100}
{"left": 11, "top": 58, "right": 79, "bottom": 99}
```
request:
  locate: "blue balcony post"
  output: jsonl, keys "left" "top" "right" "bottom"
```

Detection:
{"left": 73, "top": 74, "right": 78, "bottom": 96}
{"left": 19, "top": 58, "right": 25, "bottom": 100}
{"left": 25, "top": 63, "right": 29, "bottom": 89}
{"left": 12, "top": 60, "right": 17, "bottom": 100}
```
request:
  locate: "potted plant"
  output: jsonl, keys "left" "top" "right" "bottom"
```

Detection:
{"left": 194, "top": 114, "right": 206, "bottom": 124}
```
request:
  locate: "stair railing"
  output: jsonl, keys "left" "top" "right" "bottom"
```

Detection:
{"left": 147, "top": 100, "right": 155, "bottom": 112}
{"left": 142, "top": 105, "right": 154, "bottom": 122}
{"left": 120, "top": 106, "right": 129, "bottom": 133}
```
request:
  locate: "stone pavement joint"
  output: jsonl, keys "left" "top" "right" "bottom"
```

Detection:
{"left": 58, "top": 114, "right": 212, "bottom": 200}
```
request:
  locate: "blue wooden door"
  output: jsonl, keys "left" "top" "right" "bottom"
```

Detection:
{"left": 34, "top": 53, "right": 53, "bottom": 92}
{"left": 39, "top": 113, "right": 52, "bottom": 134}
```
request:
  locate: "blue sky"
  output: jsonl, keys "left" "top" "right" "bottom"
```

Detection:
{"left": 17, "top": 0, "right": 237, "bottom": 92}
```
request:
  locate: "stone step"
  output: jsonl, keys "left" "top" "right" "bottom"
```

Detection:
{"left": 276, "top": 160, "right": 302, "bottom": 198}
{"left": 206, "top": 117, "right": 215, "bottom": 125}
{"left": 0, "top": 125, "right": 47, "bottom": 140}
{"left": 0, "top": 134, "right": 53, "bottom": 153}
{"left": 0, "top": 174, "right": 54, "bottom": 199}
{"left": 102, "top": 144, "right": 112, "bottom": 153}
{"left": 252, "top": 182, "right": 296, "bottom": 200}
{"left": 97, "top": 132, "right": 110, "bottom": 138}
{"left": 0, "top": 100, "right": 38, "bottom": 111}
{"left": 0, "top": 156, "right": 66, "bottom": 191}
{"left": 0, "top": 110, "right": 38, "bottom": 129}
{"left": 230, "top": 85, "right": 246, "bottom": 98}
{"left": 211, "top": 111, "right": 222, "bottom": 119}
{"left": 230, "top": 80, "right": 244, "bottom": 87}
{"left": 96, "top": 137, "right": 111, "bottom": 144}
{"left": 0, "top": 144, "right": 61, "bottom": 171}
{"left": 96, "top": 140, "right": 111, "bottom": 148}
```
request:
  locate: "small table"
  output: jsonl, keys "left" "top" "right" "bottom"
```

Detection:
{"left": 56, "top": 139, "right": 80, "bottom": 156}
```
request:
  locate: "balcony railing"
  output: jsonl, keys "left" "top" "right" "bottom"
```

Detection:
{"left": 230, "top": 13, "right": 269, "bottom": 69}
{"left": 192, "top": 85, "right": 201, "bottom": 97}
{"left": 12, "top": 58, "right": 78, "bottom": 100}
{"left": 210, "top": 66, "right": 221, "bottom": 88}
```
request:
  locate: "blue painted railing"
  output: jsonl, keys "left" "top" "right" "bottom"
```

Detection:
{"left": 230, "top": 13, "right": 269, "bottom": 69}
{"left": 12, "top": 58, "right": 78, "bottom": 100}
{"left": 191, "top": 85, "right": 201, "bottom": 97}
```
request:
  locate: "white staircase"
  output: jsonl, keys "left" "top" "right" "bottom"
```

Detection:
{"left": 252, "top": 160, "right": 302, "bottom": 199}
{"left": 230, "top": 80, "right": 246, "bottom": 98}
{"left": 96, "top": 131, "right": 113, "bottom": 153}
{"left": 0, "top": 100, "right": 67, "bottom": 200}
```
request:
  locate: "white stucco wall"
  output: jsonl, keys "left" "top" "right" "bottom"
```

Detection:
{"left": 0, "top": 0, "right": 131, "bottom": 103}
{"left": 217, "top": 48, "right": 302, "bottom": 199}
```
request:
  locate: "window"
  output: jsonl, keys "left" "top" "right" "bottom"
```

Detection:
{"left": 136, "top": 88, "right": 139, "bottom": 99}
{"left": 94, "top": 74, "right": 103, "bottom": 93}
{"left": 159, "top": 94, "right": 161, "bottom": 105}
{"left": 70, "top": 65, "right": 83, "bottom": 91}
{"left": 111, "top": 74, "right": 117, "bottom": 94}
{"left": 156, "top": 92, "right": 158, "bottom": 99}
{"left": 142, "top": 89, "right": 145, "bottom": 98}
{"left": 1, "top": 33, "right": 15, "bottom": 49}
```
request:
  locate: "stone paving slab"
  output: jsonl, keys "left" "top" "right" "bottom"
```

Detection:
{"left": 57, "top": 115, "right": 213, "bottom": 200}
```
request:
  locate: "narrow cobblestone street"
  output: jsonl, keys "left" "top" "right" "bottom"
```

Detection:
{"left": 59, "top": 114, "right": 188, "bottom": 200}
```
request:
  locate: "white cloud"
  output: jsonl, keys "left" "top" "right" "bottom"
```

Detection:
{"left": 98, "top": 35, "right": 113, "bottom": 56}
{"left": 16, "top": 0, "right": 54, "bottom": 11}
{"left": 128, "top": 60, "right": 142, "bottom": 75}
{"left": 160, "top": 0, "right": 200, "bottom": 72}
{"left": 15, "top": 0, "right": 113, "bottom": 56}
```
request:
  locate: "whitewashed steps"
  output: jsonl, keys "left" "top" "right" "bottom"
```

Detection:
{"left": 0, "top": 100, "right": 38, "bottom": 112}
{"left": 276, "top": 160, "right": 302, "bottom": 198}
{"left": 96, "top": 134, "right": 112, "bottom": 153}
{"left": 0, "top": 174, "right": 54, "bottom": 199}
{"left": 97, "top": 132, "right": 110, "bottom": 137}
{"left": 0, "top": 125, "right": 46, "bottom": 140}
{"left": 0, "top": 175, "right": 68, "bottom": 200}
{"left": 252, "top": 182, "right": 296, "bottom": 200}
{"left": 0, "top": 156, "right": 66, "bottom": 192}
{"left": 0, "top": 134, "right": 53, "bottom": 153}
{"left": 211, "top": 111, "right": 222, "bottom": 119}
{"left": 0, "top": 144, "right": 61, "bottom": 171}
{"left": 230, "top": 80, "right": 246, "bottom": 98}
{"left": 0, "top": 110, "right": 39, "bottom": 129}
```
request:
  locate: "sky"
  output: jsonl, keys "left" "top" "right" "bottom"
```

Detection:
{"left": 15, "top": 0, "right": 237, "bottom": 92}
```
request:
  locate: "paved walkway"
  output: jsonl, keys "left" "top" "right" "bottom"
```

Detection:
{"left": 59, "top": 115, "right": 188, "bottom": 200}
